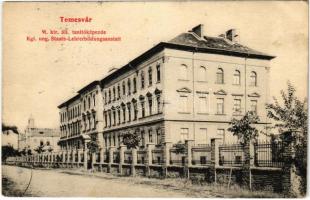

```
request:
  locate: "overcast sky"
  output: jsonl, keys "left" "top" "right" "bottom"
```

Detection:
{"left": 3, "top": 1, "right": 308, "bottom": 131}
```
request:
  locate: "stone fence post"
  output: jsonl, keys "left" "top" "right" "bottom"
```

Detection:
{"left": 108, "top": 146, "right": 116, "bottom": 173}
{"left": 146, "top": 143, "right": 155, "bottom": 177}
{"left": 119, "top": 145, "right": 126, "bottom": 174}
{"left": 281, "top": 131, "right": 303, "bottom": 197}
{"left": 242, "top": 140, "right": 255, "bottom": 190}
{"left": 131, "top": 148, "right": 137, "bottom": 176}
{"left": 211, "top": 138, "right": 223, "bottom": 183}
{"left": 185, "top": 139, "right": 194, "bottom": 178}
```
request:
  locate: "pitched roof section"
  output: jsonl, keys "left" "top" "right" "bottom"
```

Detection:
{"left": 168, "top": 32, "right": 274, "bottom": 59}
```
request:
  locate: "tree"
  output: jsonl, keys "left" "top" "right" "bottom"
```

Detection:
{"left": 2, "top": 123, "right": 19, "bottom": 134}
{"left": 265, "top": 81, "right": 307, "bottom": 195}
{"left": 228, "top": 111, "right": 260, "bottom": 146}
{"left": 122, "top": 132, "right": 141, "bottom": 149}
{"left": 34, "top": 144, "right": 45, "bottom": 154}
{"left": 87, "top": 138, "right": 99, "bottom": 154}
{"left": 2, "top": 145, "right": 19, "bottom": 161}
{"left": 266, "top": 81, "right": 307, "bottom": 136}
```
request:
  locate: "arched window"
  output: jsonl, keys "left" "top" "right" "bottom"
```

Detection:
{"left": 156, "top": 64, "right": 161, "bottom": 82}
{"left": 133, "top": 77, "right": 137, "bottom": 93}
{"left": 179, "top": 64, "right": 188, "bottom": 80}
{"left": 122, "top": 81, "right": 126, "bottom": 95}
{"left": 198, "top": 66, "right": 207, "bottom": 81}
{"left": 127, "top": 79, "right": 131, "bottom": 95}
{"left": 141, "top": 71, "right": 145, "bottom": 89}
{"left": 148, "top": 67, "right": 153, "bottom": 86}
{"left": 108, "top": 89, "right": 111, "bottom": 103}
{"left": 250, "top": 71, "right": 257, "bottom": 86}
{"left": 216, "top": 68, "right": 224, "bottom": 84}
{"left": 88, "top": 97, "right": 91, "bottom": 109}
{"left": 93, "top": 94, "right": 96, "bottom": 106}
{"left": 112, "top": 87, "right": 115, "bottom": 101}
{"left": 117, "top": 84, "right": 121, "bottom": 99}
{"left": 233, "top": 70, "right": 241, "bottom": 85}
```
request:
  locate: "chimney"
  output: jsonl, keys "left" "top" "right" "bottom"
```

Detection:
{"left": 226, "top": 29, "right": 239, "bottom": 43}
{"left": 191, "top": 24, "right": 204, "bottom": 38}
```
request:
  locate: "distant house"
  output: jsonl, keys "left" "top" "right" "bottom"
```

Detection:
{"left": 2, "top": 129, "right": 18, "bottom": 149}
{"left": 18, "top": 116, "right": 60, "bottom": 153}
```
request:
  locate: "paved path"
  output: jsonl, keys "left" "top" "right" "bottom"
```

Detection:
{"left": 2, "top": 165, "right": 185, "bottom": 197}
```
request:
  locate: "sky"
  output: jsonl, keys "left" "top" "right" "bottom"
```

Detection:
{"left": 3, "top": 1, "right": 308, "bottom": 131}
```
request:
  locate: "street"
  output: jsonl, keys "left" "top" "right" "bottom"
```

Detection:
{"left": 2, "top": 165, "right": 185, "bottom": 197}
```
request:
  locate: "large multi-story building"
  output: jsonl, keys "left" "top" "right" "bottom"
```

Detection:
{"left": 58, "top": 24, "right": 274, "bottom": 152}
{"left": 18, "top": 116, "right": 60, "bottom": 153}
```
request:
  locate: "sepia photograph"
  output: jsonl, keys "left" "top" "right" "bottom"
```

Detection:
{"left": 2, "top": 1, "right": 308, "bottom": 198}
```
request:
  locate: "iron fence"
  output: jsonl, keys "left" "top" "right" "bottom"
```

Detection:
{"left": 254, "top": 142, "right": 284, "bottom": 167}
{"left": 219, "top": 144, "right": 245, "bottom": 166}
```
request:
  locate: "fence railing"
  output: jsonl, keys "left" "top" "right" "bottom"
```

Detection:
{"left": 219, "top": 144, "right": 245, "bottom": 166}
{"left": 254, "top": 142, "right": 284, "bottom": 167}
{"left": 5, "top": 140, "right": 287, "bottom": 169}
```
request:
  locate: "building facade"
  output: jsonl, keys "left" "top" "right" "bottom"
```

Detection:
{"left": 18, "top": 116, "right": 60, "bottom": 153}
{"left": 58, "top": 24, "right": 274, "bottom": 152}
{"left": 2, "top": 130, "right": 19, "bottom": 149}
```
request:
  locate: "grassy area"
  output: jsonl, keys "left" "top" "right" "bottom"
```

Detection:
{"left": 2, "top": 176, "right": 24, "bottom": 197}
{"left": 60, "top": 168, "right": 284, "bottom": 198}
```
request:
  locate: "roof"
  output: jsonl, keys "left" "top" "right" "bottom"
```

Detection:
{"left": 57, "top": 93, "right": 80, "bottom": 108}
{"left": 77, "top": 80, "right": 100, "bottom": 94}
{"left": 169, "top": 32, "right": 275, "bottom": 59}
{"left": 100, "top": 29, "right": 275, "bottom": 84}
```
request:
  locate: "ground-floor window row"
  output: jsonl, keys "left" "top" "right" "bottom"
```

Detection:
{"left": 104, "top": 93, "right": 162, "bottom": 128}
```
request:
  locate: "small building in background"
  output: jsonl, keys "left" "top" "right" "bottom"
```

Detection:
{"left": 2, "top": 129, "right": 19, "bottom": 149}
{"left": 18, "top": 116, "right": 60, "bottom": 154}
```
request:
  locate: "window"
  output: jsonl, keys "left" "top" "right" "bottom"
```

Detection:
{"left": 133, "top": 77, "right": 137, "bottom": 93}
{"left": 88, "top": 97, "right": 91, "bottom": 108}
{"left": 216, "top": 98, "right": 224, "bottom": 114}
{"left": 148, "top": 129, "right": 153, "bottom": 143}
{"left": 118, "top": 109, "right": 121, "bottom": 124}
{"left": 122, "top": 105, "right": 126, "bottom": 123}
{"left": 148, "top": 67, "right": 152, "bottom": 86}
{"left": 198, "top": 66, "right": 207, "bottom": 81}
{"left": 141, "top": 101, "right": 145, "bottom": 118}
{"left": 46, "top": 141, "right": 50, "bottom": 146}
{"left": 156, "top": 129, "right": 161, "bottom": 144}
{"left": 108, "top": 90, "right": 111, "bottom": 103}
{"left": 250, "top": 71, "right": 257, "bottom": 86}
{"left": 113, "top": 87, "right": 115, "bottom": 101}
{"left": 180, "top": 128, "right": 189, "bottom": 142}
{"left": 148, "top": 95, "right": 153, "bottom": 115}
{"left": 117, "top": 84, "right": 120, "bottom": 99}
{"left": 180, "top": 95, "right": 189, "bottom": 113}
{"left": 141, "top": 71, "right": 145, "bottom": 89}
{"left": 233, "top": 70, "right": 241, "bottom": 85}
{"left": 156, "top": 95, "right": 161, "bottom": 113}
{"left": 104, "top": 111, "right": 107, "bottom": 127}
{"left": 141, "top": 130, "right": 145, "bottom": 146}
{"left": 250, "top": 100, "right": 258, "bottom": 114}
{"left": 127, "top": 103, "right": 131, "bottom": 122}
{"left": 156, "top": 64, "right": 161, "bottom": 82}
{"left": 133, "top": 102, "right": 138, "bottom": 120}
{"left": 122, "top": 82, "right": 126, "bottom": 95}
{"left": 108, "top": 110, "right": 111, "bottom": 127}
{"left": 113, "top": 110, "right": 116, "bottom": 126}
{"left": 179, "top": 64, "right": 188, "bottom": 80}
{"left": 233, "top": 99, "right": 242, "bottom": 114}
{"left": 40, "top": 140, "right": 44, "bottom": 146}
{"left": 104, "top": 92, "right": 107, "bottom": 104}
{"left": 216, "top": 68, "right": 224, "bottom": 84}
{"left": 217, "top": 129, "right": 225, "bottom": 143}
{"left": 198, "top": 95, "right": 208, "bottom": 113}
{"left": 127, "top": 79, "right": 131, "bottom": 95}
